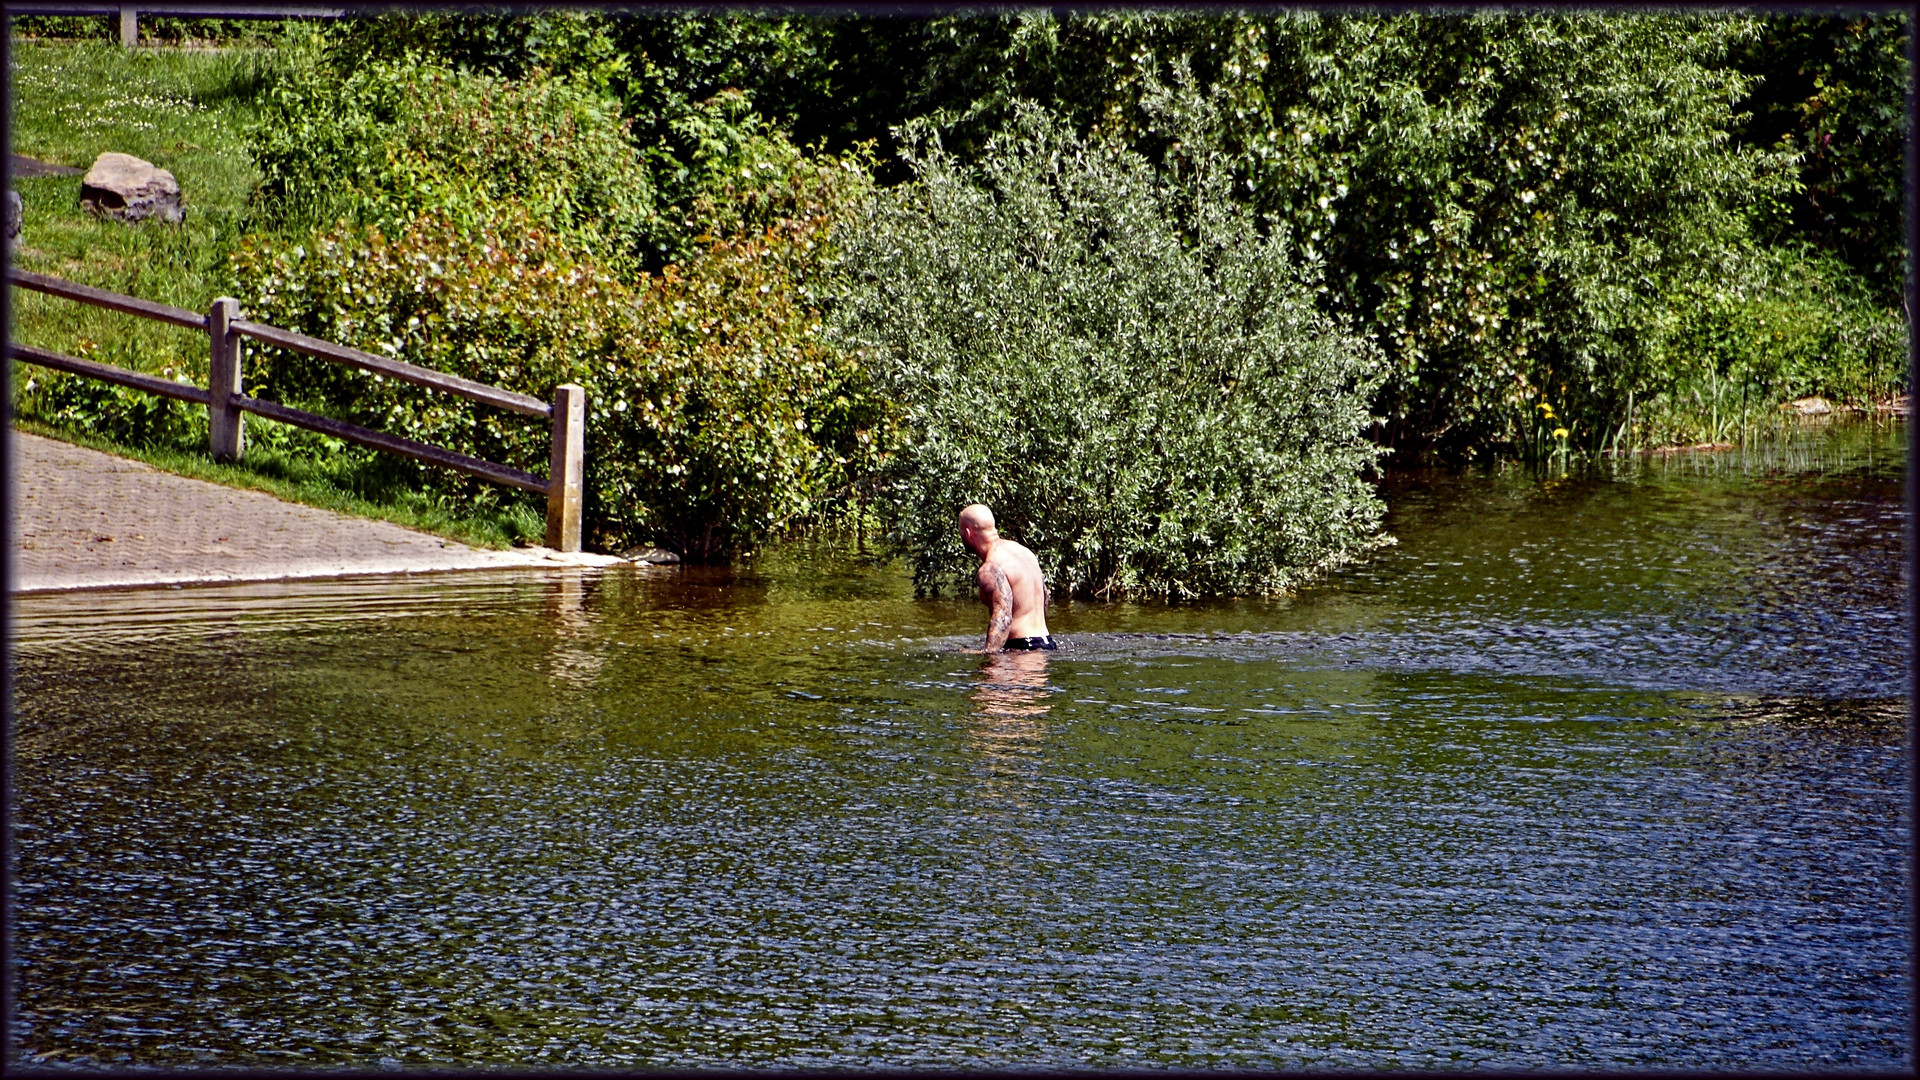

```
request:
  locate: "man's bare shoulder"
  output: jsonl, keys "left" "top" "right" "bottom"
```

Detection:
{"left": 991, "top": 539, "right": 1040, "bottom": 566}
{"left": 985, "top": 541, "right": 1045, "bottom": 594}
{"left": 978, "top": 558, "right": 1011, "bottom": 590}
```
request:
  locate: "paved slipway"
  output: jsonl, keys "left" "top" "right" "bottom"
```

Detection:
{"left": 9, "top": 432, "right": 622, "bottom": 593}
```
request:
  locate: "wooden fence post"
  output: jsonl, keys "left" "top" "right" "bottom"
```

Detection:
{"left": 208, "top": 297, "right": 244, "bottom": 461}
{"left": 118, "top": 6, "right": 137, "bottom": 47}
{"left": 546, "top": 383, "right": 585, "bottom": 552}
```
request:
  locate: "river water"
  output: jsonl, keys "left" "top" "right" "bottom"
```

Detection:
{"left": 10, "top": 420, "right": 1910, "bottom": 1068}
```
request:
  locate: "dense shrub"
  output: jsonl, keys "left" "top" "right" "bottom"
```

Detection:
{"left": 9, "top": 15, "right": 281, "bottom": 44}
{"left": 249, "top": 52, "right": 654, "bottom": 267}
{"left": 13, "top": 339, "right": 207, "bottom": 450}
{"left": 1735, "top": 14, "right": 1911, "bottom": 302}
{"left": 19, "top": 10, "right": 1905, "bottom": 487}
{"left": 1133, "top": 15, "right": 1801, "bottom": 460}
{"left": 232, "top": 207, "right": 590, "bottom": 467}
{"left": 767, "top": 10, "right": 1905, "bottom": 459}
{"left": 317, "top": 10, "right": 629, "bottom": 91}
{"left": 298, "top": 13, "right": 848, "bottom": 273}
{"left": 1631, "top": 244, "right": 1908, "bottom": 445}
{"left": 832, "top": 104, "right": 1387, "bottom": 600}
{"left": 1686, "top": 245, "right": 1904, "bottom": 403}
{"left": 649, "top": 88, "right": 879, "bottom": 270}
{"left": 593, "top": 210, "right": 894, "bottom": 557}
{"left": 231, "top": 31, "right": 898, "bottom": 557}
{"left": 231, "top": 149, "right": 882, "bottom": 559}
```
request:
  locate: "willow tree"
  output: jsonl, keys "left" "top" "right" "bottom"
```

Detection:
{"left": 832, "top": 103, "right": 1387, "bottom": 600}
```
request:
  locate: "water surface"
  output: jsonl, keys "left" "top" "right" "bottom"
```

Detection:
{"left": 10, "top": 420, "right": 1910, "bottom": 1068}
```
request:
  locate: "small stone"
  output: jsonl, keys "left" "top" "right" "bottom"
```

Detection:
{"left": 619, "top": 545, "right": 682, "bottom": 564}
{"left": 80, "top": 152, "right": 183, "bottom": 224}
{"left": 5, "top": 190, "right": 20, "bottom": 239}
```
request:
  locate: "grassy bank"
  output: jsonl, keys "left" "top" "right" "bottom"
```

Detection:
{"left": 7, "top": 39, "right": 548, "bottom": 550}
{"left": 8, "top": 40, "right": 277, "bottom": 365}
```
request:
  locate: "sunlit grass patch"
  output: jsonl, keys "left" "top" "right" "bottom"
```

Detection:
{"left": 7, "top": 39, "right": 276, "bottom": 357}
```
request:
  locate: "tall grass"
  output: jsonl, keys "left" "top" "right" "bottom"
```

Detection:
{"left": 1622, "top": 243, "right": 1909, "bottom": 452}
{"left": 1608, "top": 413, "right": 1906, "bottom": 480}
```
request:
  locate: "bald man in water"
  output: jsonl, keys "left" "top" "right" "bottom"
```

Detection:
{"left": 958, "top": 503, "right": 1054, "bottom": 651}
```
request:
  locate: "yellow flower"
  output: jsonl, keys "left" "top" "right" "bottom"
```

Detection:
{"left": 1553, "top": 427, "right": 1569, "bottom": 439}
{"left": 1536, "top": 402, "right": 1555, "bottom": 419}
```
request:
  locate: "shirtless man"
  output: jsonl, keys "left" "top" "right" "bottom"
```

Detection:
{"left": 958, "top": 503, "right": 1054, "bottom": 652}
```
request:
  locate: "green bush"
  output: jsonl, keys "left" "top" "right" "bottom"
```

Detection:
{"left": 1687, "top": 244, "right": 1904, "bottom": 404}
{"left": 592, "top": 211, "right": 892, "bottom": 558}
{"left": 13, "top": 340, "right": 207, "bottom": 451}
{"left": 1627, "top": 243, "right": 1908, "bottom": 446}
{"left": 1735, "top": 14, "right": 1911, "bottom": 303}
{"left": 1162, "top": 14, "right": 1800, "bottom": 460}
{"left": 248, "top": 52, "right": 654, "bottom": 268}
{"left": 649, "top": 87, "right": 871, "bottom": 270}
{"left": 316, "top": 10, "right": 629, "bottom": 91}
{"left": 295, "top": 11, "right": 841, "bottom": 266}
{"left": 231, "top": 36, "right": 897, "bottom": 557}
{"left": 794, "top": 11, "right": 1900, "bottom": 460}
{"left": 9, "top": 15, "right": 281, "bottom": 44}
{"left": 246, "top": 38, "right": 867, "bottom": 275}
{"left": 231, "top": 151, "right": 882, "bottom": 559}
{"left": 831, "top": 104, "right": 1387, "bottom": 600}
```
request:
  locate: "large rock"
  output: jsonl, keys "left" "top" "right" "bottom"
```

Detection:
{"left": 80, "top": 152, "right": 182, "bottom": 224}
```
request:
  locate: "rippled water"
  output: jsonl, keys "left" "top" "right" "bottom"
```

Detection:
{"left": 10, "top": 420, "right": 1910, "bottom": 1068}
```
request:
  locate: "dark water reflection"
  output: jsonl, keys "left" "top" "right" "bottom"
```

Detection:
{"left": 10, "top": 420, "right": 1910, "bottom": 1068}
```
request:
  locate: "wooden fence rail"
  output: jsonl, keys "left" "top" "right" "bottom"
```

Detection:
{"left": 7, "top": 4, "right": 347, "bottom": 47}
{"left": 7, "top": 269, "right": 586, "bottom": 551}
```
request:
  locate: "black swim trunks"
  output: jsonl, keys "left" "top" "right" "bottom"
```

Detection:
{"left": 1002, "top": 635, "right": 1057, "bottom": 651}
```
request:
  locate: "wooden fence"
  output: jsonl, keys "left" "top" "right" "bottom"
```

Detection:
{"left": 7, "top": 3, "right": 347, "bottom": 47}
{"left": 7, "top": 268, "right": 586, "bottom": 552}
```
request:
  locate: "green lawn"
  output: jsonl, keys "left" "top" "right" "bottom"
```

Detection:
{"left": 9, "top": 38, "right": 551, "bottom": 551}
{"left": 9, "top": 40, "right": 272, "bottom": 366}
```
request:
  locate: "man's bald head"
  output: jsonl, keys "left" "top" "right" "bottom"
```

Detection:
{"left": 958, "top": 503, "right": 998, "bottom": 556}
{"left": 958, "top": 504, "right": 995, "bottom": 532}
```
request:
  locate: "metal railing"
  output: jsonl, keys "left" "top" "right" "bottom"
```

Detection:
{"left": 8, "top": 268, "right": 586, "bottom": 552}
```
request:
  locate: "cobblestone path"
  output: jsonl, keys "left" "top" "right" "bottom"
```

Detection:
{"left": 10, "top": 431, "right": 619, "bottom": 592}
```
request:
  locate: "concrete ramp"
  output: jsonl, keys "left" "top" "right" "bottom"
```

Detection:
{"left": 9, "top": 431, "right": 620, "bottom": 593}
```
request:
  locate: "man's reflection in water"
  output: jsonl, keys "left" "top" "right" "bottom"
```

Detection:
{"left": 967, "top": 648, "right": 1054, "bottom": 769}
{"left": 970, "top": 647, "right": 1055, "bottom": 721}
{"left": 542, "top": 568, "right": 607, "bottom": 689}
{"left": 964, "top": 648, "right": 1054, "bottom": 862}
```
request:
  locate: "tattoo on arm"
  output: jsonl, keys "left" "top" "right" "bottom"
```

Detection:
{"left": 984, "top": 564, "right": 1013, "bottom": 651}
